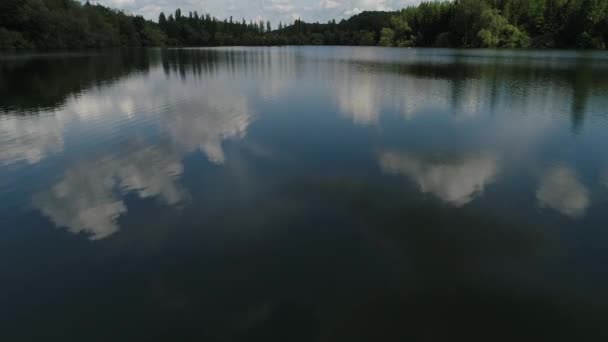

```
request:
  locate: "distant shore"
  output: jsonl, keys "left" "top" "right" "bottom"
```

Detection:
{"left": 2, "top": 0, "right": 607, "bottom": 50}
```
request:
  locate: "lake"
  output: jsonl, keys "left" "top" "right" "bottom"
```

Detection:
{"left": 1, "top": 47, "right": 608, "bottom": 341}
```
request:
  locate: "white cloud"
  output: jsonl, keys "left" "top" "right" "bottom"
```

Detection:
{"left": 358, "top": 0, "right": 392, "bottom": 11}
{"left": 344, "top": 7, "right": 363, "bottom": 16}
{"left": 336, "top": 71, "right": 381, "bottom": 125}
{"left": 22, "top": 61, "right": 256, "bottom": 239}
{"left": 0, "top": 75, "right": 164, "bottom": 165}
{"left": 87, "top": 0, "right": 425, "bottom": 23}
{"left": 0, "top": 114, "right": 64, "bottom": 165}
{"left": 106, "top": 0, "right": 136, "bottom": 5}
{"left": 320, "top": 0, "right": 341, "bottom": 9}
{"left": 329, "top": 57, "right": 451, "bottom": 125}
{"left": 34, "top": 146, "right": 186, "bottom": 240}
{"left": 1, "top": 63, "right": 253, "bottom": 167}
{"left": 266, "top": 0, "right": 296, "bottom": 14}
{"left": 35, "top": 162, "right": 127, "bottom": 240}
{"left": 537, "top": 166, "right": 589, "bottom": 218}
{"left": 163, "top": 93, "right": 252, "bottom": 164}
{"left": 380, "top": 152, "right": 499, "bottom": 207}
{"left": 115, "top": 147, "right": 185, "bottom": 204}
{"left": 138, "top": 4, "right": 166, "bottom": 19}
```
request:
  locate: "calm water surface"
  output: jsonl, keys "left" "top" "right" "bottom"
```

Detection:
{"left": 1, "top": 47, "right": 608, "bottom": 341}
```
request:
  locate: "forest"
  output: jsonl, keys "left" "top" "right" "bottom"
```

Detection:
{"left": 1, "top": 0, "right": 607, "bottom": 49}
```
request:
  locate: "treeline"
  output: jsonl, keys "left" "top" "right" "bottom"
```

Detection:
{"left": 157, "top": 0, "right": 607, "bottom": 49}
{"left": 272, "top": 0, "right": 607, "bottom": 49}
{"left": 1, "top": 0, "right": 608, "bottom": 49}
{"left": 0, "top": 0, "right": 165, "bottom": 49}
{"left": 158, "top": 9, "right": 273, "bottom": 46}
{"left": 157, "top": 10, "right": 395, "bottom": 46}
{"left": 377, "top": 0, "right": 608, "bottom": 48}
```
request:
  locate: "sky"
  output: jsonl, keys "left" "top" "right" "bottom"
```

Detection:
{"left": 86, "top": 0, "right": 424, "bottom": 25}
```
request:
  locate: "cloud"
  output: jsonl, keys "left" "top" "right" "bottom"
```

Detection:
{"left": 380, "top": 152, "right": 499, "bottom": 206}
{"left": 35, "top": 163, "right": 127, "bottom": 240}
{"left": 34, "top": 146, "right": 186, "bottom": 240}
{"left": 115, "top": 147, "right": 185, "bottom": 204}
{"left": 0, "top": 114, "right": 64, "bottom": 165}
{"left": 112, "top": 0, "right": 136, "bottom": 5}
{"left": 320, "top": 0, "right": 341, "bottom": 9}
{"left": 358, "top": 0, "right": 393, "bottom": 11}
{"left": 87, "top": 0, "right": 425, "bottom": 23}
{"left": 329, "top": 58, "right": 451, "bottom": 125}
{"left": 163, "top": 95, "right": 252, "bottom": 164}
{"left": 336, "top": 71, "right": 381, "bottom": 125}
{"left": 537, "top": 166, "right": 589, "bottom": 218}
{"left": 0, "top": 74, "right": 164, "bottom": 165}
{"left": 344, "top": 7, "right": 363, "bottom": 16}
{"left": 24, "top": 63, "right": 253, "bottom": 239}
{"left": 266, "top": 0, "right": 296, "bottom": 14}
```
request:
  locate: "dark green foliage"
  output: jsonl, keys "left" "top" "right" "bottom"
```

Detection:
{"left": 267, "top": 0, "right": 607, "bottom": 49}
{"left": 0, "top": 28, "right": 32, "bottom": 49}
{"left": 376, "top": 0, "right": 607, "bottom": 49}
{"left": 477, "top": 9, "right": 530, "bottom": 48}
{"left": 0, "top": 0, "right": 166, "bottom": 49}
{"left": 1, "top": 0, "right": 608, "bottom": 49}
{"left": 379, "top": 28, "right": 395, "bottom": 47}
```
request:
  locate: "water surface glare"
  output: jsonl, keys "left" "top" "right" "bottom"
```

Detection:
{"left": 2, "top": 47, "right": 608, "bottom": 341}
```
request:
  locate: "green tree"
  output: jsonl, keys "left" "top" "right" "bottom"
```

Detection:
{"left": 390, "top": 11, "right": 414, "bottom": 46}
{"left": 452, "top": 0, "right": 489, "bottom": 46}
{"left": 477, "top": 9, "right": 530, "bottom": 48}
{"left": 2, "top": 0, "right": 608, "bottom": 50}
{"left": 379, "top": 27, "right": 395, "bottom": 46}
{"left": 359, "top": 31, "right": 376, "bottom": 45}
{"left": 159, "top": 12, "right": 167, "bottom": 28}
{"left": 0, "top": 27, "right": 32, "bottom": 48}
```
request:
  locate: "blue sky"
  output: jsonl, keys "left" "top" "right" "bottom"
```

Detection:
{"left": 88, "top": 0, "right": 424, "bottom": 25}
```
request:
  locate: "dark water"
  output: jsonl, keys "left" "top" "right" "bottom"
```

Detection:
{"left": 1, "top": 47, "right": 608, "bottom": 341}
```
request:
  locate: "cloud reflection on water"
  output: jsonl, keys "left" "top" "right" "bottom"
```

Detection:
{"left": 380, "top": 152, "right": 499, "bottom": 207}
{"left": 34, "top": 146, "right": 185, "bottom": 240}
{"left": 27, "top": 64, "right": 255, "bottom": 239}
{"left": 537, "top": 166, "right": 589, "bottom": 218}
{"left": 0, "top": 75, "right": 161, "bottom": 165}
{"left": 163, "top": 94, "right": 251, "bottom": 165}
{"left": 331, "top": 64, "right": 451, "bottom": 125}
{"left": 2, "top": 47, "right": 606, "bottom": 240}
{"left": 0, "top": 114, "right": 64, "bottom": 165}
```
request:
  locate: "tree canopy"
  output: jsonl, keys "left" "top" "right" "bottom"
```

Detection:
{"left": 0, "top": 0, "right": 165, "bottom": 49}
{"left": 1, "top": 0, "right": 607, "bottom": 49}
